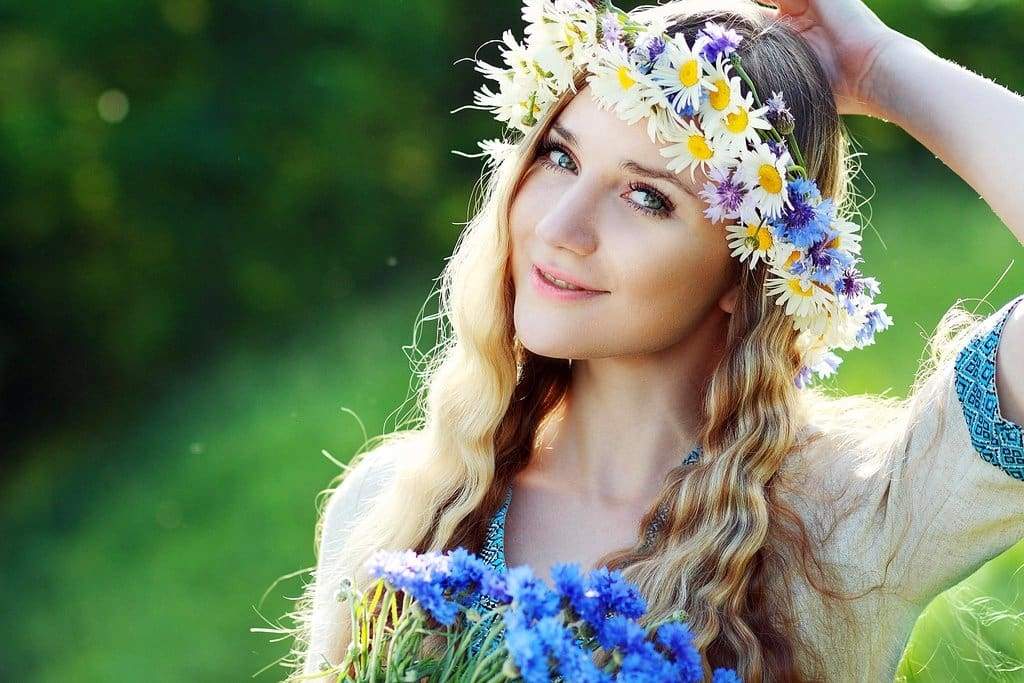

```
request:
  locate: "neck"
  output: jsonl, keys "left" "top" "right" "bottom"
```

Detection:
{"left": 530, "top": 309, "right": 726, "bottom": 505}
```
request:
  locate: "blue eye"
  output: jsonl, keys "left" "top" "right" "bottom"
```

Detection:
{"left": 538, "top": 142, "right": 577, "bottom": 172}
{"left": 534, "top": 138, "right": 675, "bottom": 219}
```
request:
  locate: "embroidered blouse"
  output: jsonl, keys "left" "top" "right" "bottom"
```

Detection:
{"left": 465, "top": 293, "right": 1024, "bottom": 677}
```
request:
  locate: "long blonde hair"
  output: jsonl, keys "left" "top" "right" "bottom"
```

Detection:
{"left": 275, "top": 2, "right": 993, "bottom": 680}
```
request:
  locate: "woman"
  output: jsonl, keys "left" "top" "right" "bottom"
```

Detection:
{"left": 287, "top": 0, "right": 1024, "bottom": 680}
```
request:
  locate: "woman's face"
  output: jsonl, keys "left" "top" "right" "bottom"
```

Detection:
{"left": 509, "top": 85, "right": 740, "bottom": 359}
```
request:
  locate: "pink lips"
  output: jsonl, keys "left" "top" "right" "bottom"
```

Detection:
{"left": 530, "top": 265, "right": 608, "bottom": 302}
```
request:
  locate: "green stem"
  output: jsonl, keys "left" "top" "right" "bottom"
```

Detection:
{"left": 468, "top": 622, "right": 509, "bottom": 682}
{"left": 730, "top": 57, "right": 808, "bottom": 170}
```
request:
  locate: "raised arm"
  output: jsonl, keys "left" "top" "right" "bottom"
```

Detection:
{"left": 765, "top": 0, "right": 1024, "bottom": 426}
{"left": 863, "top": 34, "right": 1024, "bottom": 426}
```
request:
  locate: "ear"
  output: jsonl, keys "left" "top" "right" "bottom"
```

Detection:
{"left": 719, "top": 281, "right": 740, "bottom": 314}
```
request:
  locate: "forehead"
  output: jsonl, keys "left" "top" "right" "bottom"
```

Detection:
{"left": 556, "top": 86, "right": 662, "bottom": 163}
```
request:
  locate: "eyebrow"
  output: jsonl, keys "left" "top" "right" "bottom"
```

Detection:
{"left": 550, "top": 122, "right": 698, "bottom": 197}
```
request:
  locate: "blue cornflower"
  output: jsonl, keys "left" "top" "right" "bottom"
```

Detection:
{"left": 806, "top": 234, "right": 854, "bottom": 287}
{"left": 835, "top": 268, "right": 881, "bottom": 313}
{"left": 505, "top": 610, "right": 611, "bottom": 683}
{"left": 366, "top": 550, "right": 457, "bottom": 624}
{"left": 712, "top": 666, "right": 743, "bottom": 682}
{"left": 656, "top": 621, "right": 703, "bottom": 683}
{"left": 447, "top": 546, "right": 492, "bottom": 600}
{"left": 598, "top": 614, "right": 648, "bottom": 654}
{"left": 504, "top": 610, "right": 551, "bottom": 683}
{"left": 854, "top": 303, "right": 893, "bottom": 348}
{"left": 773, "top": 182, "right": 831, "bottom": 249}
{"left": 536, "top": 616, "right": 611, "bottom": 683}
{"left": 698, "top": 21, "right": 743, "bottom": 63}
{"left": 794, "top": 365, "right": 814, "bottom": 390}
{"left": 506, "top": 565, "right": 562, "bottom": 622}
{"left": 787, "top": 177, "right": 822, "bottom": 202}
{"left": 481, "top": 568, "right": 512, "bottom": 604}
{"left": 589, "top": 567, "right": 648, "bottom": 620}
{"left": 366, "top": 548, "right": 500, "bottom": 625}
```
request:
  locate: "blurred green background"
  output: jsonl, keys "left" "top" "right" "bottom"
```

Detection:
{"left": 1, "top": 0, "right": 1022, "bottom": 680}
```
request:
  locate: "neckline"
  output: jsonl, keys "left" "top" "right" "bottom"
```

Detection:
{"left": 487, "top": 444, "right": 703, "bottom": 575}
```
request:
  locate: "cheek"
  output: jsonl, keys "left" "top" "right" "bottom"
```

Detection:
{"left": 619, "top": 219, "right": 733, "bottom": 308}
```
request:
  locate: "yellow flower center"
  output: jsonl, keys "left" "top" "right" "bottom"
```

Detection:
{"left": 679, "top": 59, "right": 699, "bottom": 88}
{"left": 784, "top": 249, "right": 802, "bottom": 269}
{"left": 825, "top": 235, "right": 841, "bottom": 249}
{"left": 746, "top": 224, "right": 773, "bottom": 251}
{"left": 787, "top": 278, "right": 814, "bottom": 298}
{"left": 617, "top": 66, "right": 636, "bottom": 90}
{"left": 725, "top": 107, "right": 749, "bottom": 133}
{"left": 709, "top": 78, "right": 731, "bottom": 111}
{"left": 687, "top": 134, "right": 714, "bottom": 160}
{"left": 758, "top": 163, "right": 783, "bottom": 194}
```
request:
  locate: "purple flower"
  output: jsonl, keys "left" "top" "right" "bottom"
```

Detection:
{"left": 698, "top": 21, "right": 743, "bottom": 63}
{"left": 601, "top": 13, "right": 625, "bottom": 49}
{"left": 813, "top": 351, "right": 843, "bottom": 379}
{"left": 764, "top": 90, "right": 796, "bottom": 135}
{"left": 794, "top": 365, "right": 813, "bottom": 389}
{"left": 700, "top": 166, "right": 749, "bottom": 224}
{"left": 765, "top": 90, "right": 788, "bottom": 117}
{"left": 766, "top": 140, "right": 789, "bottom": 160}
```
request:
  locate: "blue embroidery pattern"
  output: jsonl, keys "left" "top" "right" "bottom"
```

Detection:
{"left": 466, "top": 444, "right": 703, "bottom": 657}
{"left": 953, "top": 294, "right": 1024, "bottom": 481}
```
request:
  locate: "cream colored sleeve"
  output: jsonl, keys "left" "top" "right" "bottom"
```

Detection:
{"left": 302, "top": 446, "right": 399, "bottom": 678}
{"left": 877, "top": 293, "right": 1024, "bottom": 607}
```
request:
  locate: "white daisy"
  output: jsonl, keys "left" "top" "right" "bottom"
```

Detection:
{"left": 792, "top": 303, "right": 862, "bottom": 350}
{"left": 794, "top": 332, "right": 844, "bottom": 380}
{"left": 585, "top": 42, "right": 666, "bottom": 127}
{"left": 525, "top": 3, "right": 598, "bottom": 91}
{"left": 726, "top": 218, "right": 775, "bottom": 270}
{"left": 697, "top": 53, "right": 743, "bottom": 135}
{"left": 658, "top": 116, "right": 732, "bottom": 185}
{"left": 702, "top": 87, "right": 773, "bottom": 153}
{"left": 649, "top": 31, "right": 712, "bottom": 117}
{"left": 824, "top": 214, "right": 863, "bottom": 257}
{"left": 735, "top": 141, "right": 793, "bottom": 218}
{"left": 764, "top": 266, "right": 835, "bottom": 318}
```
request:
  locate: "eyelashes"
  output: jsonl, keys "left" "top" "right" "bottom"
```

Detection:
{"left": 535, "top": 138, "right": 676, "bottom": 219}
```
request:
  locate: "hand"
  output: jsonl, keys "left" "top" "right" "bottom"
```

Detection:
{"left": 756, "top": 0, "right": 907, "bottom": 118}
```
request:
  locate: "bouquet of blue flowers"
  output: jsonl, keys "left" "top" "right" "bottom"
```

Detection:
{"left": 323, "top": 547, "right": 741, "bottom": 682}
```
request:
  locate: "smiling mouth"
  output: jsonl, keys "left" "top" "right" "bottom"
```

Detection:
{"left": 532, "top": 264, "right": 607, "bottom": 293}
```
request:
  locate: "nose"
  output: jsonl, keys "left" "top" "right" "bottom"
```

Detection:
{"left": 533, "top": 180, "right": 599, "bottom": 256}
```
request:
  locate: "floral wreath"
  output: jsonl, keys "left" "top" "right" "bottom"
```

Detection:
{"left": 451, "top": 0, "right": 893, "bottom": 387}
